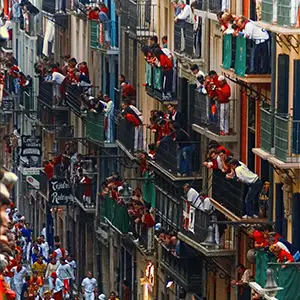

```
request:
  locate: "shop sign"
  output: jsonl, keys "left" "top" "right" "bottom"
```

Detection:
{"left": 49, "top": 178, "right": 73, "bottom": 206}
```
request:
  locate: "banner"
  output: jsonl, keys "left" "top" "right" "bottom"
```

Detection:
{"left": 222, "top": 34, "right": 232, "bottom": 70}
{"left": 49, "top": 178, "right": 72, "bottom": 206}
{"left": 21, "top": 135, "right": 42, "bottom": 167}
{"left": 234, "top": 36, "right": 246, "bottom": 77}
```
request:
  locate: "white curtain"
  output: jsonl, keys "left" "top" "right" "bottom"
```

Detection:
{"left": 42, "top": 19, "right": 55, "bottom": 56}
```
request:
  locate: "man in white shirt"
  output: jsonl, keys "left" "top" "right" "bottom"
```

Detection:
{"left": 81, "top": 271, "right": 98, "bottom": 300}
{"left": 66, "top": 255, "right": 77, "bottom": 294}
{"left": 184, "top": 184, "right": 201, "bottom": 208}
{"left": 57, "top": 257, "right": 75, "bottom": 297}
{"left": 237, "top": 16, "right": 270, "bottom": 74}
{"left": 40, "top": 235, "right": 49, "bottom": 260}
{"left": 174, "top": 1, "right": 191, "bottom": 52}
{"left": 229, "top": 159, "right": 263, "bottom": 219}
{"left": 45, "top": 71, "right": 68, "bottom": 106}
{"left": 190, "top": 64, "right": 207, "bottom": 94}
{"left": 103, "top": 95, "right": 115, "bottom": 143}
{"left": 12, "top": 262, "right": 27, "bottom": 300}
{"left": 231, "top": 264, "right": 252, "bottom": 286}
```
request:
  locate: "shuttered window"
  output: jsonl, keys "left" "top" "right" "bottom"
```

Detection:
{"left": 277, "top": 54, "right": 289, "bottom": 114}
{"left": 90, "top": 20, "right": 99, "bottom": 49}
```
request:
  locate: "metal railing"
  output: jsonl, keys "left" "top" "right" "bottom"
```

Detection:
{"left": 74, "top": 181, "right": 97, "bottom": 209}
{"left": 38, "top": 79, "right": 54, "bottom": 107}
{"left": 274, "top": 114, "right": 300, "bottom": 162}
{"left": 42, "top": 0, "right": 56, "bottom": 14}
{"left": 260, "top": 107, "right": 273, "bottom": 152}
{"left": 193, "top": 90, "right": 237, "bottom": 136}
{"left": 66, "top": 85, "right": 82, "bottom": 115}
{"left": 160, "top": 245, "right": 202, "bottom": 287}
{"left": 90, "top": 20, "right": 118, "bottom": 50}
{"left": 211, "top": 170, "right": 246, "bottom": 218}
{"left": 117, "top": 117, "right": 136, "bottom": 152}
{"left": 86, "top": 112, "right": 105, "bottom": 144}
{"left": 181, "top": 199, "right": 236, "bottom": 250}
{"left": 155, "top": 140, "right": 201, "bottom": 177}
{"left": 174, "top": 21, "right": 200, "bottom": 58}
{"left": 145, "top": 62, "right": 177, "bottom": 102}
{"left": 131, "top": 222, "right": 154, "bottom": 252}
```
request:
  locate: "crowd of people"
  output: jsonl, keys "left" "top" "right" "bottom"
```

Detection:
{"left": 101, "top": 173, "right": 156, "bottom": 244}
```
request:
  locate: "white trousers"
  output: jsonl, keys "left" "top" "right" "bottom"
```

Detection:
{"left": 220, "top": 103, "right": 229, "bottom": 134}
{"left": 85, "top": 292, "right": 95, "bottom": 300}
{"left": 134, "top": 126, "right": 143, "bottom": 151}
{"left": 14, "top": 281, "right": 23, "bottom": 300}
{"left": 26, "top": 241, "right": 32, "bottom": 261}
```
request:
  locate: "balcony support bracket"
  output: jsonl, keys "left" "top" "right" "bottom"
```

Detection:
{"left": 203, "top": 256, "right": 234, "bottom": 280}
{"left": 275, "top": 34, "right": 299, "bottom": 54}
{"left": 225, "top": 74, "right": 270, "bottom": 104}
{"left": 272, "top": 166, "right": 296, "bottom": 186}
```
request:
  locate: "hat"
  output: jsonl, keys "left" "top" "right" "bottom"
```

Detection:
{"left": 218, "top": 75, "right": 225, "bottom": 81}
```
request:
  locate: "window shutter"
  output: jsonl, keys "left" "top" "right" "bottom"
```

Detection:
{"left": 277, "top": 54, "right": 289, "bottom": 114}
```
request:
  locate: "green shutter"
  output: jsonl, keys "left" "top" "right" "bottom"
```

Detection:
{"left": 153, "top": 67, "right": 162, "bottom": 90}
{"left": 222, "top": 34, "right": 232, "bottom": 70}
{"left": 90, "top": 20, "right": 99, "bottom": 49}
{"left": 142, "top": 171, "right": 156, "bottom": 208}
{"left": 261, "top": 0, "right": 274, "bottom": 23}
{"left": 277, "top": 0, "right": 291, "bottom": 26}
{"left": 145, "top": 62, "right": 153, "bottom": 86}
{"left": 234, "top": 36, "right": 246, "bottom": 77}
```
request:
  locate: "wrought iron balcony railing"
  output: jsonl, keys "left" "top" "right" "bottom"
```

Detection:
{"left": 260, "top": 107, "right": 273, "bottom": 153}
{"left": 193, "top": 90, "right": 237, "bottom": 136}
{"left": 116, "top": 117, "right": 136, "bottom": 153}
{"left": 74, "top": 181, "right": 97, "bottom": 210}
{"left": 42, "top": 0, "right": 56, "bottom": 14}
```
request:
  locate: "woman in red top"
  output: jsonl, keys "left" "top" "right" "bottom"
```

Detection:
{"left": 270, "top": 244, "right": 294, "bottom": 264}
{"left": 154, "top": 48, "right": 173, "bottom": 100}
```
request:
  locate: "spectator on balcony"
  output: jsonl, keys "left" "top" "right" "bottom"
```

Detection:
{"left": 153, "top": 48, "right": 173, "bottom": 100}
{"left": 171, "top": 1, "right": 181, "bottom": 17}
{"left": 174, "top": 1, "right": 191, "bottom": 52}
{"left": 78, "top": 62, "right": 89, "bottom": 79}
{"left": 97, "top": 4, "right": 111, "bottom": 49}
{"left": 218, "top": 148, "right": 233, "bottom": 173}
{"left": 184, "top": 184, "right": 200, "bottom": 208}
{"left": 6, "top": 62, "right": 20, "bottom": 94}
{"left": 103, "top": 95, "right": 114, "bottom": 143}
{"left": 237, "top": 17, "right": 270, "bottom": 74}
{"left": 118, "top": 74, "right": 127, "bottom": 85}
{"left": 167, "top": 104, "right": 185, "bottom": 129}
{"left": 43, "top": 161, "right": 54, "bottom": 180}
{"left": 203, "top": 149, "right": 222, "bottom": 170}
{"left": 228, "top": 159, "right": 262, "bottom": 219}
{"left": 46, "top": 71, "right": 68, "bottom": 106}
{"left": 269, "top": 244, "right": 294, "bottom": 264}
{"left": 231, "top": 264, "right": 252, "bottom": 287}
{"left": 216, "top": 75, "right": 231, "bottom": 135}
{"left": 149, "top": 36, "right": 159, "bottom": 53}
{"left": 221, "top": 12, "right": 239, "bottom": 34}
{"left": 121, "top": 102, "right": 143, "bottom": 150}
{"left": 190, "top": 2, "right": 202, "bottom": 58}
{"left": 121, "top": 82, "right": 136, "bottom": 104}
{"left": 162, "top": 36, "right": 168, "bottom": 48}
{"left": 190, "top": 64, "right": 206, "bottom": 94}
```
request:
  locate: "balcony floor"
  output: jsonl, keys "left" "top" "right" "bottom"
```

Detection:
{"left": 192, "top": 123, "right": 238, "bottom": 143}
{"left": 252, "top": 148, "right": 300, "bottom": 169}
{"left": 74, "top": 196, "right": 96, "bottom": 214}
{"left": 220, "top": 66, "right": 271, "bottom": 84}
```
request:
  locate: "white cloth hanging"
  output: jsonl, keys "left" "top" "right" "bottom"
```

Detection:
{"left": 42, "top": 19, "right": 55, "bottom": 56}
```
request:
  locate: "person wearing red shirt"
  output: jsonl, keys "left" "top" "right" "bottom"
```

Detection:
{"left": 270, "top": 244, "right": 294, "bottom": 264}
{"left": 154, "top": 48, "right": 173, "bottom": 100}
{"left": 205, "top": 70, "right": 219, "bottom": 99}
{"left": 250, "top": 229, "right": 268, "bottom": 248}
{"left": 79, "top": 62, "right": 89, "bottom": 79}
{"left": 216, "top": 76, "right": 231, "bottom": 135}
{"left": 43, "top": 161, "right": 54, "bottom": 179}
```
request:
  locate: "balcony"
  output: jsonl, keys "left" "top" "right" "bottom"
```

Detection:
{"left": 160, "top": 245, "right": 202, "bottom": 293}
{"left": 211, "top": 170, "right": 246, "bottom": 219}
{"left": 66, "top": 85, "right": 82, "bottom": 116}
{"left": 145, "top": 62, "right": 177, "bottom": 103}
{"left": 90, "top": 20, "right": 118, "bottom": 54}
{"left": 23, "top": 12, "right": 37, "bottom": 37}
{"left": 260, "top": 107, "right": 273, "bottom": 153}
{"left": 255, "top": 251, "right": 300, "bottom": 299}
{"left": 42, "top": 0, "right": 56, "bottom": 14}
{"left": 174, "top": 21, "right": 201, "bottom": 60}
{"left": 260, "top": 0, "right": 300, "bottom": 29}
{"left": 221, "top": 35, "right": 271, "bottom": 83}
{"left": 116, "top": 117, "right": 136, "bottom": 155}
{"left": 86, "top": 112, "right": 105, "bottom": 144}
{"left": 131, "top": 223, "right": 155, "bottom": 254}
{"left": 74, "top": 179, "right": 97, "bottom": 213}
{"left": 179, "top": 200, "right": 236, "bottom": 256}
{"left": 192, "top": 91, "right": 238, "bottom": 142}
{"left": 274, "top": 114, "right": 300, "bottom": 163}
{"left": 153, "top": 140, "right": 201, "bottom": 179}
{"left": 103, "top": 196, "right": 131, "bottom": 234}
{"left": 193, "top": 0, "right": 224, "bottom": 14}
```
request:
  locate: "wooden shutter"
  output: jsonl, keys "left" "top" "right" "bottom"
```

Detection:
{"left": 277, "top": 54, "right": 289, "bottom": 114}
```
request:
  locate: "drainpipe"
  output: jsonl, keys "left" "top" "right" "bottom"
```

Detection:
{"left": 268, "top": 32, "right": 276, "bottom": 222}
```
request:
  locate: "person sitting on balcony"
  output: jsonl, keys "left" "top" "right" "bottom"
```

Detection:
{"left": 103, "top": 95, "right": 114, "bottom": 143}
{"left": 153, "top": 48, "right": 173, "bottom": 100}
{"left": 228, "top": 159, "right": 263, "bottom": 219}
{"left": 237, "top": 16, "right": 270, "bottom": 74}
{"left": 190, "top": 64, "right": 206, "bottom": 94}
{"left": 216, "top": 75, "right": 230, "bottom": 135}
{"left": 162, "top": 36, "right": 168, "bottom": 48}
{"left": 167, "top": 104, "right": 185, "bottom": 129}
